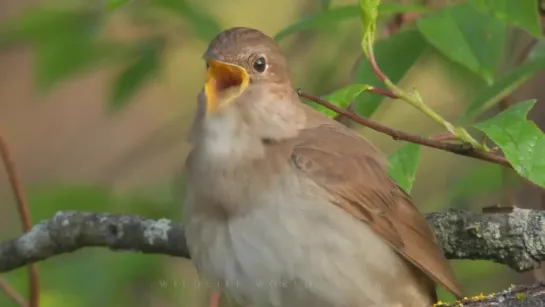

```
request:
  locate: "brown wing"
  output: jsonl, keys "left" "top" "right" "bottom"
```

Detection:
{"left": 290, "top": 107, "right": 463, "bottom": 299}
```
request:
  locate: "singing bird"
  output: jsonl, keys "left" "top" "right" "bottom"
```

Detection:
{"left": 184, "top": 27, "right": 462, "bottom": 307}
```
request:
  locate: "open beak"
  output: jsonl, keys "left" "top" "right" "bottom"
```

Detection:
{"left": 204, "top": 59, "right": 249, "bottom": 115}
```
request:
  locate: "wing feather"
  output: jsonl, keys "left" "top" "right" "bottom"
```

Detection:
{"left": 290, "top": 111, "right": 463, "bottom": 299}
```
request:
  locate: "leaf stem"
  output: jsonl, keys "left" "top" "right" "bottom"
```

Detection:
{"left": 366, "top": 39, "right": 486, "bottom": 150}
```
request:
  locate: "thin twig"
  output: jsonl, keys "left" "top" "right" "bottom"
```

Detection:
{"left": 337, "top": 13, "right": 403, "bottom": 124}
{"left": 0, "top": 278, "right": 28, "bottom": 307}
{"left": 368, "top": 46, "right": 387, "bottom": 83}
{"left": 0, "top": 128, "right": 39, "bottom": 307}
{"left": 296, "top": 90, "right": 512, "bottom": 168}
{"left": 368, "top": 23, "right": 484, "bottom": 148}
{"left": 209, "top": 291, "right": 221, "bottom": 307}
{"left": 384, "top": 13, "right": 404, "bottom": 36}
{"left": 368, "top": 87, "right": 397, "bottom": 99}
{"left": 430, "top": 132, "right": 458, "bottom": 142}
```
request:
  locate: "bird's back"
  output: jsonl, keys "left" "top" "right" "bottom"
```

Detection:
{"left": 291, "top": 103, "right": 461, "bottom": 299}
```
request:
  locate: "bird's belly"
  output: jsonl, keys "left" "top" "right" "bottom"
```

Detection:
{"left": 185, "top": 183, "right": 431, "bottom": 307}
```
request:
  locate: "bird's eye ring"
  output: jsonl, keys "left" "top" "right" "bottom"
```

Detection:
{"left": 253, "top": 57, "right": 267, "bottom": 73}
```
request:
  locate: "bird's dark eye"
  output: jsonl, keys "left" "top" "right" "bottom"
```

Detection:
{"left": 253, "top": 57, "right": 267, "bottom": 73}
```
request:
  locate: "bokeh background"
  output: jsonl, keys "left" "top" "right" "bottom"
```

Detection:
{"left": 1, "top": 0, "right": 545, "bottom": 306}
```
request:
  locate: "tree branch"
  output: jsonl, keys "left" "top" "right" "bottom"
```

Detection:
{"left": 427, "top": 208, "right": 545, "bottom": 272}
{"left": 0, "top": 279, "right": 27, "bottom": 307}
{"left": 0, "top": 211, "right": 189, "bottom": 273}
{"left": 0, "top": 128, "right": 38, "bottom": 307}
{"left": 1, "top": 208, "right": 544, "bottom": 273}
{"left": 296, "top": 90, "right": 512, "bottom": 169}
{"left": 449, "top": 283, "right": 545, "bottom": 307}
{"left": 2, "top": 208, "right": 545, "bottom": 306}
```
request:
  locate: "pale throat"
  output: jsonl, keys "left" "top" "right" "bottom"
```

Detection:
{"left": 200, "top": 108, "right": 266, "bottom": 162}
{"left": 198, "top": 82, "right": 304, "bottom": 162}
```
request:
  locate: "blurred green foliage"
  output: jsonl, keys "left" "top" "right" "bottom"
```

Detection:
{"left": 445, "top": 163, "right": 516, "bottom": 203}
{"left": 1, "top": 0, "right": 545, "bottom": 306}
{"left": 274, "top": 3, "right": 428, "bottom": 41}
{"left": 110, "top": 37, "right": 165, "bottom": 110}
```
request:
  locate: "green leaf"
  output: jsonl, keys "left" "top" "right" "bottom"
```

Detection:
{"left": 273, "top": 4, "right": 428, "bottom": 41}
{"left": 309, "top": 84, "right": 370, "bottom": 117}
{"left": 358, "top": 0, "right": 381, "bottom": 56}
{"left": 0, "top": 6, "right": 104, "bottom": 90}
{"left": 474, "top": 100, "right": 545, "bottom": 187}
{"left": 470, "top": 0, "right": 542, "bottom": 38}
{"left": 274, "top": 6, "right": 358, "bottom": 41}
{"left": 110, "top": 40, "right": 163, "bottom": 110}
{"left": 462, "top": 37, "right": 545, "bottom": 122}
{"left": 151, "top": 0, "right": 220, "bottom": 41}
{"left": 107, "top": 0, "right": 130, "bottom": 10}
{"left": 0, "top": 6, "right": 98, "bottom": 47}
{"left": 417, "top": 2, "right": 507, "bottom": 84}
{"left": 528, "top": 38, "right": 545, "bottom": 60}
{"left": 34, "top": 32, "right": 100, "bottom": 90}
{"left": 462, "top": 57, "right": 545, "bottom": 122}
{"left": 353, "top": 30, "right": 428, "bottom": 117}
{"left": 388, "top": 143, "right": 421, "bottom": 194}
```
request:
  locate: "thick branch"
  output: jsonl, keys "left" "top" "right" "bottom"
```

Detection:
{"left": 427, "top": 208, "right": 545, "bottom": 272}
{"left": 446, "top": 283, "right": 545, "bottom": 307}
{"left": 0, "top": 211, "right": 189, "bottom": 273}
{"left": 2, "top": 209, "right": 545, "bottom": 305}
{"left": 1, "top": 208, "right": 544, "bottom": 274}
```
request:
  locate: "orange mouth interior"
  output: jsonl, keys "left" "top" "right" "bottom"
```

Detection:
{"left": 204, "top": 60, "right": 249, "bottom": 114}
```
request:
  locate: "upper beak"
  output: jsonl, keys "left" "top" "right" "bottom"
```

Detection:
{"left": 204, "top": 59, "right": 250, "bottom": 115}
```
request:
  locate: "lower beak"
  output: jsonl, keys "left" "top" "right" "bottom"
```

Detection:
{"left": 204, "top": 59, "right": 249, "bottom": 115}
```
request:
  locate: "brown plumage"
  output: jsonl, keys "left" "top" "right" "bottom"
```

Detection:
{"left": 184, "top": 27, "right": 462, "bottom": 307}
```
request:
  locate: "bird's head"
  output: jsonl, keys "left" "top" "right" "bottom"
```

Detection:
{"left": 191, "top": 27, "right": 305, "bottom": 149}
{"left": 201, "top": 27, "right": 293, "bottom": 116}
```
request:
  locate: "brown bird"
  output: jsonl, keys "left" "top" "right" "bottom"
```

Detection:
{"left": 184, "top": 27, "right": 462, "bottom": 307}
